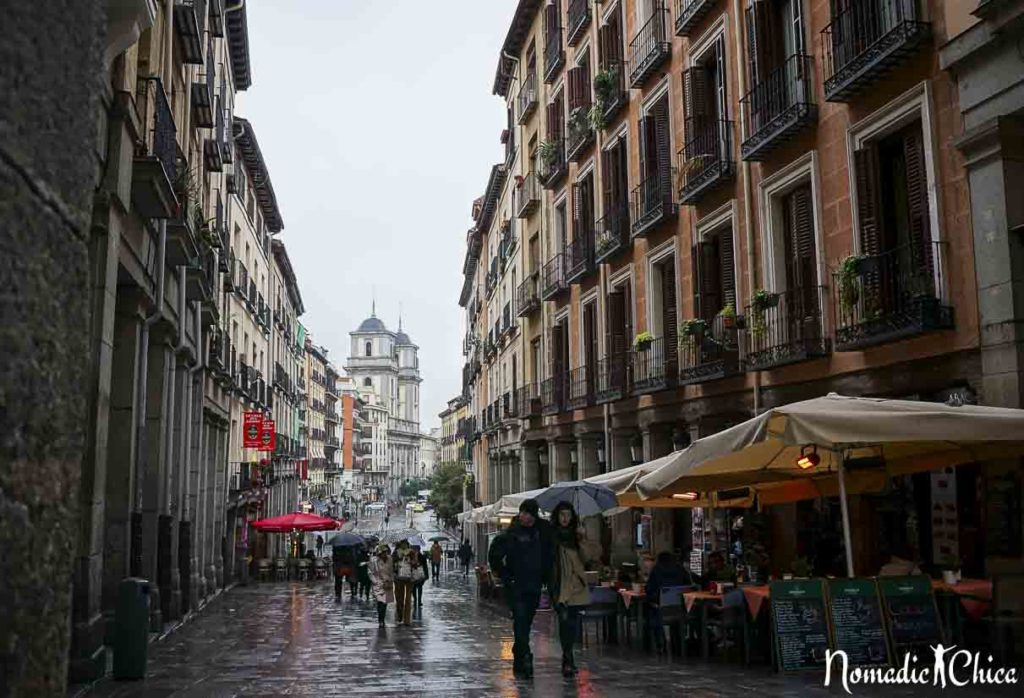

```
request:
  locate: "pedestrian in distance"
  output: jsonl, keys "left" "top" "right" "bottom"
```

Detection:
{"left": 316, "top": 535, "right": 324, "bottom": 558}
{"left": 550, "top": 501, "right": 590, "bottom": 677}
{"left": 430, "top": 541, "right": 443, "bottom": 580}
{"left": 368, "top": 544, "right": 395, "bottom": 628}
{"left": 392, "top": 540, "right": 416, "bottom": 626}
{"left": 488, "top": 498, "right": 554, "bottom": 680}
{"left": 458, "top": 539, "right": 473, "bottom": 577}
{"left": 332, "top": 544, "right": 358, "bottom": 602}
{"left": 356, "top": 545, "right": 372, "bottom": 601}
{"left": 411, "top": 543, "right": 429, "bottom": 611}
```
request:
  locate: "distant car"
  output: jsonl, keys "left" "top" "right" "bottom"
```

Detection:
{"left": 414, "top": 503, "right": 425, "bottom": 513}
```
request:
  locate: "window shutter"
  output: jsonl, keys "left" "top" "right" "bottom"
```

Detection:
{"left": 545, "top": 3, "right": 559, "bottom": 41}
{"left": 682, "top": 66, "right": 711, "bottom": 136}
{"left": 652, "top": 96, "right": 672, "bottom": 198}
{"left": 719, "top": 230, "right": 737, "bottom": 311}
{"left": 661, "top": 260, "right": 678, "bottom": 375}
{"left": 571, "top": 181, "right": 582, "bottom": 243}
{"left": 714, "top": 35, "right": 727, "bottom": 121}
{"left": 555, "top": 92, "right": 565, "bottom": 139}
{"left": 607, "top": 290, "right": 625, "bottom": 357}
{"left": 854, "top": 145, "right": 882, "bottom": 258}
{"left": 616, "top": 139, "right": 629, "bottom": 209}
{"left": 568, "top": 67, "right": 580, "bottom": 111}
{"left": 639, "top": 114, "right": 652, "bottom": 175}
{"left": 700, "top": 240, "right": 722, "bottom": 321}
{"left": 581, "top": 52, "right": 592, "bottom": 107}
{"left": 902, "top": 127, "right": 933, "bottom": 276}
{"left": 692, "top": 244, "right": 703, "bottom": 319}
{"left": 745, "top": 4, "right": 760, "bottom": 87}
{"left": 547, "top": 100, "right": 559, "bottom": 141}
{"left": 601, "top": 147, "right": 613, "bottom": 211}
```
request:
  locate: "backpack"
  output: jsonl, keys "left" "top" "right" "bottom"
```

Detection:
{"left": 488, "top": 532, "right": 509, "bottom": 580}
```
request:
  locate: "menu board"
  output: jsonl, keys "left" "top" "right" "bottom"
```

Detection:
{"left": 878, "top": 576, "right": 943, "bottom": 658}
{"left": 770, "top": 579, "right": 831, "bottom": 672}
{"left": 826, "top": 578, "right": 891, "bottom": 667}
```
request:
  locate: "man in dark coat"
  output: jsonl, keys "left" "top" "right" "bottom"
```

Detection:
{"left": 488, "top": 498, "right": 554, "bottom": 679}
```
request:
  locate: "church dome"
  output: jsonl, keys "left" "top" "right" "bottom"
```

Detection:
{"left": 395, "top": 330, "right": 412, "bottom": 345}
{"left": 357, "top": 316, "right": 387, "bottom": 333}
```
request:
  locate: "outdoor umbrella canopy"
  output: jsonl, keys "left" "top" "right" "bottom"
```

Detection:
{"left": 329, "top": 531, "right": 365, "bottom": 548}
{"left": 535, "top": 481, "right": 617, "bottom": 517}
{"left": 251, "top": 512, "right": 340, "bottom": 533}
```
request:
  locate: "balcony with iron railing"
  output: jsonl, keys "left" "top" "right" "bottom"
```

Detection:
{"left": 740, "top": 54, "right": 816, "bottom": 161}
{"left": 678, "top": 119, "right": 734, "bottom": 205}
{"left": 502, "top": 391, "right": 519, "bottom": 419}
{"left": 631, "top": 168, "right": 677, "bottom": 238}
{"left": 567, "top": 366, "right": 593, "bottom": 409}
{"left": 594, "top": 60, "right": 628, "bottom": 124}
{"left": 631, "top": 337, "right": 675, "bottom": 394}
{"left": 745, "top": 286, "right": 831, "bottom": 371}
{"left": 675, "top": 0, "right": 718, "bottom": 36}
{"left": 594, "top": 353, "right": 629, "bottom": 403}
{"left": 629, "top": 5, "right": 671, "bottom": 88}
{"left": 131, "top": 78, "right": 178, "bottom": 221}
{"left": 678, "top": 315, "right": 740, "bottom": 385}
{"left": 832, "top": 241, "right": 952, "bottom": 351}
{"left": 540, "top": 139, "right": 568, "bottom": 189}
{"left": 567, "top": 0, "right": 592, "bottom": 45}
{"left": 544, "top": 24, "right": 565, "bottom": 84}
{"left": 514, "top": 172, "right": 541, "bottom": 218}
{"left": 567, "top": 107, "right": 595, "bottom": 162}
{"left": 516, "top": 273, "right": 541, "bottom": 317}
{"left": 566, "top": 231, "right": 595, "bottom": 285}
{"left": 516, "top": 383, "right": 542, "bottom": 418}
{"left": 541, "top": 374, "right": 566, "bottom": 415}
{"left": 822, "top": 0, "right": 931, "bottom": 102}
{"left": 540, "top": 252, "right": 567, "bottom": 300}
{"left": 192, "top": 39, "right": 215, "bottom": 128}
{"left": 203, "top": 97, "right": 225, "bottom": 172}
{"left": 518, "top": 69, "right": 539, "bottom": 124}
{"left": 173, "top": 0, "right": 205, "bottom": 65}
{"left": 595, "top": 203, "right": 630, "bottom": 263}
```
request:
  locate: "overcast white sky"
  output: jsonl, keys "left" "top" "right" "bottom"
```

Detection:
{"left": 237, "top": 1, "right": 516, "bottom": 429}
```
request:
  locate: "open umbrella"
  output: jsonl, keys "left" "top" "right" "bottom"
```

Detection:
{"left": 251, "top": 512, "right": 340, "bottom": 533}
{"left": 329, "top": 532, "right": 365, "bottom": 548}
{"left": 407, "top": 535, "right": 427, "bottom": 548}
{"left": 535, "top": 481, "right": 617, "bottom": 517}
{"left": 428, "top": 535, "right": 450, "bottom": 542}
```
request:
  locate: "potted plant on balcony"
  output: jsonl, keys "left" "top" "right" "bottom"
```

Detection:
{"left": 679, "top": 318, "right": 708, "bottom": 340}
{"left": 593, "top": 66, "right": 619, "bottom": 107}
{"left": 587, "top": 103, "right": 606, "bottom": 131}
{"left": 718, "top": 303, "right": 737, "bottom": 330}
{"left": 514, "top": 174, "right": 525, "bottom": 188}
{"left": 538, "top": 140, "right": 560, "bottom": 171}
{"left": 633, "top": 331, "right": 654, "bottom": 352}
{"left": 595, "top": 234, "right": 616, "bottom": 258}
{"left": 837, "top": 255, "right": 864, "bottom": 315}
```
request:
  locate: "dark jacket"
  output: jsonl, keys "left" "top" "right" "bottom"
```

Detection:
{"left": 458, "top": 543, "right": 473, "bottom": 563}
{"left": 417, "top": 551, "right": 429, "bottom": 582}
{"left": 645, "top": 560, "right": 693, "bottom": 603}
{"left": 489, "top": 519, "right": 554, "bottom": 597}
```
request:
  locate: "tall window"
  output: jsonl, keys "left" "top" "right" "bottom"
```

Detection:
{"left": 365, "top": 341, "right": 372, "bottom": 357}
{"left": 683, "top": 35, "right": 727, "bottom": 145}
{"left": 637, "top": 93, "right": 672, "bottom": 218}
{"left": 693, "top": 226, "right": 736, "bottom": 322}
{"left": 746, "top": 0, "right": 805, "bottom": 85}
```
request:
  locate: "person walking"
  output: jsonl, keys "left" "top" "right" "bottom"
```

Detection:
{"left": 316, "top": 535, "right": 324, "bottom": 558}
{"left": 392, "top": 541, "right": 416, "bottom": 626}
{"left": 332, "top": 544, "right": 358, "bottom": 602}
{"left": 550, "top": 501, "right": 590, "bottom": 677}
{"left": 356, "top": 545, "right": 372, "bottom": 601}
{"left": 412, "top": 544, "right": 429, "bottom": 612}
{"left": 488, "top": 498, "right": 554, "bottom": 679}
{"left": 458, "top": 539, "right": 473, "bottom": 577}
{"left": 368, "top": 544, "right": 395, "bottom": 628}
{"left": 430, "top": 541, "right": 443, "bottom": 580}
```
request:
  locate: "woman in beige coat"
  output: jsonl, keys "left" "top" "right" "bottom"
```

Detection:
{"left": 551, "top": 501, "right": 590, "bottom": 677}
{"left": 368, "top": 544, "right": 395, "bottom": 627}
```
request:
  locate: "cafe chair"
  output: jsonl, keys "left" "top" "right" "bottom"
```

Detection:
{"left": 257, "top": 558, "right": 272, "bottom": 582}
{"left": 580, "top": 586, "right": 620, "bottom": 647}
{"left": 297, "top": 558, "right": 311, "bottom": 581}
{"left": 313, "top": 558, "right": 328, "bottom": 580}
{"left": 653, "top": 584, "right": 692, "bottom": 658}
{"left": 273, "top": 557, "right": 287, "bottom": 582}
{"left": 703, "top": 588, "right": 748, "bottom": 662}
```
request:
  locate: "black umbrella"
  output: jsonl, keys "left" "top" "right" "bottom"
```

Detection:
{"left": 428, "top": 535, "right": 449, "bottom": 542}
{"left": 329, "top": 532, "right": 365, "bottom": 548}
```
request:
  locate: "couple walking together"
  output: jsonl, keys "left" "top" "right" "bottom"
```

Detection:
{"left": 489, "top": 498, "right": 590, "bottom": 679}
{"left": 367, "top": 540, "right": 429, "bottom": 627}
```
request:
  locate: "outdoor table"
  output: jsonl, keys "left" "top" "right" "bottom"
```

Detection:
{"left": 683, "top": 591, "right": 723, "bottom": 659}
{"left": 931, "top": 578, "right": 993, "bottom": 642}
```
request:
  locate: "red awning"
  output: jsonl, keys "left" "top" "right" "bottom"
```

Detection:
{"left": 250, "top": 512, "right": 340, "bottom": 533}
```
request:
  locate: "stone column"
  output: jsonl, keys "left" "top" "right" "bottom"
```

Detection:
{"left": 522, "top": 444, "right": 541, "bottom": 491}
{"left": 579, "top": 436, "right": 601, "bottom": 480}
{"left": 552, "top": 440, "right": 573, "bottom": 483}
{"left": 610, "top": 429, "right": 635, "bottom": 472}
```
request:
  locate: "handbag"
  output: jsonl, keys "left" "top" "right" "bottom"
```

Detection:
{"left": 412, "top": 566, "right": 426, "bottom": 583}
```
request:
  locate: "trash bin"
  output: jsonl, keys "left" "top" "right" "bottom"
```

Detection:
{"left": 113, "top": 578, "right": 150, "bottom": 680}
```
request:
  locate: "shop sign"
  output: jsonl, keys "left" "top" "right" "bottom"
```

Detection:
{"left": 243, "top": 412, "right": 263, "bottom": 448}
{"left": 259, "top": 418, "right": 276, "bottom": 452}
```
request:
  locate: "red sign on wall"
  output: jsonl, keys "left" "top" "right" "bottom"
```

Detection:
{"left": 243, "top": 412, "right": 263, "bottom": 448}
{"left": 259, "top": 418, "right": 276, "bottom": 452}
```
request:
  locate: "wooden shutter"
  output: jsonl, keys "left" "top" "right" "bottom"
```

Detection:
{"left": 545, "top": 2, "right": 559, "bottom": 40}
{"left": 607, "top": 289, "right": 626, "bottom": 358}
{"left": 718, "top": 230, "right": 737, "bottom": 311}
{"left": 567, "top": 67, "right": 580, "bottom": 111}
{"left": 601, "top": 147, "right": 613, "bottom": 213}
{"left": 783, "top": 184, "right": 816, "bottom": 316}
{"left": 581, "top": 51, "right": 592, "bottom": 107}
{"left": 682, "top": 66, "right": 711, "bottom": 140}
{"left": 902, "top": 127, "right": 933, "bottom": 275}
{"left": 547, "top": 99, "right": 562, "bottom": 141}
{"left": 713, "top": 35, "right": 727, "bottom": 121}
{"left": 699, "top": 240, "right": 722, "bottom": 321}
{"left": 745, "top": 3, "right": 760, "bottom": 86}
{"left": 661, "top": 260, "right": 678, "bottom": 376}
{"left": 639, "top": 114, "right": 652, "bottom": 176}
{"left": 854, "top": 145, "right": 882, "bottom": 258}
{"left": 616, "top": 139, "right": 629, "bottom": 210}
{"left": 652, "top": 95, "right": 672, "bottom": 196}
{"left": 571, "top": 181, "right": 582, "bottom": 247}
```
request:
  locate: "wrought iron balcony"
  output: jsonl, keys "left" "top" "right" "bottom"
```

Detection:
{"left": 631, "top": 168, "right": 677, "bottom": 238}
{"left": 185, "top": 247, "right": 215, "bottom": 303}
{"left": 131, "top": 78, "right": 178, "bottom": 220}
{"left": 541, "top": 374, "right": 566, "bottom": 415}
{"left": 678, "top": 119, "right": 734, "bottom": 205}
{"left": 822, "top": 0, "right": 931, "bottom": 102}
{"left": 567, "top": 0, "right": 592, "bottom": 46}
{"left": 744, "top": 287, "right": 830, "bottom": 371}
{"left": 518, "top": 70, "right": 539, "bottom": 124}
{"left": 676, "top": 0, "right": 717, "bottom": 36}
{"left": 540, "top": 139, "right": 568, "bottom": 189}
{"left": 678, "top": 315, "right": 740, "bottom": 385}
{"left": 740, "top": 54, "right": 816, "bottom": 161}
{"left": 173, "top": 0, "right": 205, "bottom": 65}
{"left": 166, "top": 169, "right": 201, "bottom": 267}
{"left": 204, "top": 100, "right": 224, "bottom": 172}
{"left": 566, "top": 230, "right": 595, "bottom": 284}
{"left": 540, "top": 252, "right": 567, "bottom": 300}
{"left": 566, "top": 108, "right": 595, "bottom": 162}
{"left": 631, "top": 337, "right": 675, "bottom": 394}
{"left": 594, "top": 353, "right": 629, "bottom": 403}
{"left": 594, "top": 61, "right": 628, "bottom": 124}
{"left": 516, "top": 383, "right": 542, "bottom": 418}
{"left": 515, "top": 172, "right": 541, "bottom": 218}
{"left": 192, "top": 41, "right": 215, "bottom": 128}
{"left": 567, "top": 366, "right": 593, "bottom": 409}
{"left": 516, "top": 273, "right": 541, "bottom": 317}
{"left": 503, "top": 391, "right": 519, "bottom": 419}
{"left": 628, "top": 5, "right": 671, "bottom": 88}
{"left": 544, "top": 26, "right": 565, "bottom": 84}
{"left": 832, "top": 242, "right": 953, "bottom": 351}
{"left": 595, "top": 203, "right": 630, "bottom": 263}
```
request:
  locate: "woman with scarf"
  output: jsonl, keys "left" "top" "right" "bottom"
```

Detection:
{"left": 550, "top": 501, "right": 590, "bottom": 677}
{"left": 367, "top": 544, "right": 395, "bottom": 627}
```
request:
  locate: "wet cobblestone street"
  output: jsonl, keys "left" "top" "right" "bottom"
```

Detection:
{"left": 82, "top": 515, "right": 1020, "bottom": 697}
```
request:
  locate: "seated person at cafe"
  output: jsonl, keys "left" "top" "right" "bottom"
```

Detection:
{"left": 703, "top": 550, "right": 733, "bottom": 585}
{"left": 644, "top": 552, "right": 691, "bottom": 653}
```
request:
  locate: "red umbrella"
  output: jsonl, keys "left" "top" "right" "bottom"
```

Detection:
{"left": 250, "top": 512, "right": 341, "bottom": 533}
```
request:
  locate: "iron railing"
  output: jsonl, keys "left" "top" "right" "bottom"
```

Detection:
{"left": 567, "top": 0, "right": 592, "bottom": 46}
{"left": 516, "top": 383, "right": 542, "bottom": 417}
{"left": 678, "top": 315, "right": 740, "bottom": 385}
{"left": 631, "top": 168, "right": 677, "bottom": 237}
{"left": 594, "top": 60, "right": 628, "bottom": 123}
{"left": 515, "top": 172, "right": 541, "bottom": 218}
{"left": 567, "top": 366, "right": 593, "bottom": 409}
{"left": 678, "top": 119, "right": 734, "bottom": 204}
{"left": 594, "top": 353, "right": 629, "bottom": 403}
{"left": 595, "top": 203, "right": 630, "bottom": 262}
{"left": 516, "top": 273, "right": 541, "bottom": 317}
{"left": 138, "top": 78, "right": 177, "bottom": 183}
{"left": 740, "top": 53, "right": 816, "bottom": 161}
{"left": 631, "top": 337, "right": 674, "bottom": 393}
{"left": 544, "top": 22, "right": 565, "bottom": 83}
{"left": 518, "top": 69, "right": 539, "bottom": 123}
{"left": 567, "top": 107, "right": 594, "bottom": 161}
{"left": 745, "top": 286, "right": 830, "bottom": 371}
{"left": 540, "top": 252, "right": 567, "bottom": 300}
{"left": 566, "top": 230, "right": 595, "bottom": 284}
{"left": 628, "top": 5, "right": 671, "bottom": 87}
{"left": 676, "top": 0, "right": 717, "bottom": 36}
{"left": 541, "top": 374, "right": 566, "bottom": 415}
{"left": 541, "top": 139, "right": 568, "bottom": 188}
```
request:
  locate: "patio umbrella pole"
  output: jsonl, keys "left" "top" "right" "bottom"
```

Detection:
{"left": 836, "top": 453, "right": 855, "bottom": 578}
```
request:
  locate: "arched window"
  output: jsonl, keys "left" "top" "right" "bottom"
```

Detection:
{"left": 364, "top": 341, "right": 372, "bottom": 357}
{"left": 363, "top": 377, "right": 372, "bottom": 387}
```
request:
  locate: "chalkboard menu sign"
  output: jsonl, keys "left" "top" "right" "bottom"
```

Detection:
{"left": 826, "top": 578, "right": 891, "bottom": 667}
{"left": 770, "top": 579, "right": 831, "bottom": 672}
{"left": 878, "top": 576, "right": 943, "bottom": 659}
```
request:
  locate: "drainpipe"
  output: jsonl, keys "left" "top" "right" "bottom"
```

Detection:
{"left": 224, "top": 0, "right": 245, "bottom": 14}
{"left": 732, "top": 0, "right": 760, "bottom": 417}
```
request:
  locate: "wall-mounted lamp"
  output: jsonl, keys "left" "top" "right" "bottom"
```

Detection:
{"left": 538, "top": 449, "right": 549, "bottom": 467}
{"left": 797, "top": 444, "right": 820, "bottom": 470}
{"left": 569, "top": 447, "right": 579, "bottom": 467}
{"left": 596, "top": 439, "right": 606, "bottom": 464}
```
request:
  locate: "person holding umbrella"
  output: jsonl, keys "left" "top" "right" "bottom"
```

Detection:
{"left": 368, "top": 544, "right": 395, "bottom": 628}
{"left": 329, "top": 532, "right": 365, "bottom": 601}
{"left": 550, "top": 501, "right": 590, "bottom": 677}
